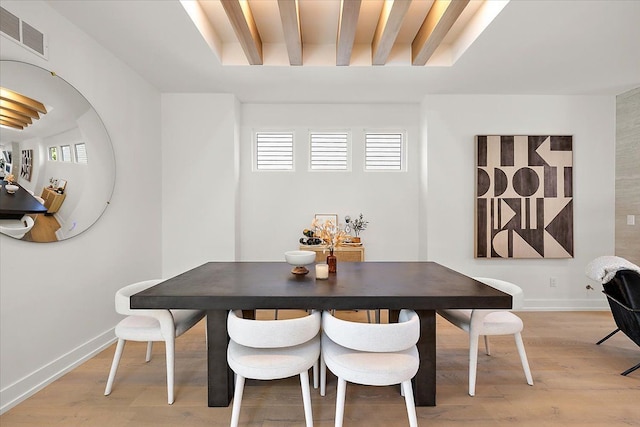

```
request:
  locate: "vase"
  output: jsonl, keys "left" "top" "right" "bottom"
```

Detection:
{"left": 327, "top": 250, "right": 337, "bottom": 273}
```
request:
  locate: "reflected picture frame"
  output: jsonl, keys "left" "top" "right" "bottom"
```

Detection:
{"left": 314, "top": 213, "right": 338, "bottom": 227}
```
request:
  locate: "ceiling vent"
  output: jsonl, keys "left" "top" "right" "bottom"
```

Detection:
{"left": 0, "top": 7, "right": 48, "bottom": 58}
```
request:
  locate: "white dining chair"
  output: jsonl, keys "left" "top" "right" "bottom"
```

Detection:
{"left": 320, "top": 309, "right": 420, "bottom": 427}
{"left": 104, "top": 279, "right": 205, "bottom": 404}
{"left": 0, "top": 215, "right": 35, "bottom": 239}
{"left": 437, "top": 277, "right": 534, "bottom": 396}
{"left": 227, "top": 309, "right": 321, "bottom": 427}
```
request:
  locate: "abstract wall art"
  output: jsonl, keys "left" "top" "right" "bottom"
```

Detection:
{"left": 475, "top": 135, "right": 573, "bottom": 259}
{"left": 20, "top": 149, "right": 33, "bottom": 182}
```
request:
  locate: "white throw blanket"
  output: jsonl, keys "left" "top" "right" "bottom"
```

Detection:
{"left": 585, "top": 256, "right": 640, "bottom": 284}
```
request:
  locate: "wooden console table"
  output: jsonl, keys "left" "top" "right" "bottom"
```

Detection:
{"left": 40, "top": 187, "right": 66, "bottom": 214}
{"left": 299, "top": 245, "right": 365, "bottom": 262}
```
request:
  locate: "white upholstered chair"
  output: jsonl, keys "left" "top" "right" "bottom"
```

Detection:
{"left": 227, "top": 309, "right": 321, "bottom": 427}
{"left": 321, "top": 309, "right": 420, "bottom": 427}
{"left": 437, "top": 277, "right": 533, "bottom": 396}
{"left": 104, "top": 279, "right": 205, "bottom": 404}
{"left": 0, "top": 215, "right": 35, "bottom": 239}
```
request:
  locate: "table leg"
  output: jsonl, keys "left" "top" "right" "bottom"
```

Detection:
{"left": 414, "top": 309, "right": 436, "bottom": 406}
{"left": 207, "top": 310, "right": 233, "bottom": 407}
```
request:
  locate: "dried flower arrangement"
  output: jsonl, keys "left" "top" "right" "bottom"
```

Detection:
{"left": 311, "top": 218, "right": 347, "bottom": 254}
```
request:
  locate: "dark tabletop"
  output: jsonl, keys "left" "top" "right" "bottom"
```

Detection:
{"left": 0, "top": 181, "right": 47, "bottom": 218}
{"left": 131, "top": 261, "right": 512, "bottom": 310}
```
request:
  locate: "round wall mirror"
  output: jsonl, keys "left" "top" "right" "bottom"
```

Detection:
{"left": 0, "top": 60, "right": 115, "bottom": 242}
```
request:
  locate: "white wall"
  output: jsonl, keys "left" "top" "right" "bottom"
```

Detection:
{"left": 0, "top": 1, "right": 162, "bottom": 413}
{"left": 239, "top": 104, "right": 421, "bottom": 261}
{"left": 421, "top": 95, "right": 615, "bottom": 310}
{"left": 161, "top": 94, "right": 240, "bottom": 278}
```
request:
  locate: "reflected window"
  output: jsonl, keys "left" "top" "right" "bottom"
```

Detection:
{"left": 74, "top": 143, "right": 87, "bottom": 164}
{"left": 60, "top": 145, "right": 71, "bottom": 162}
{"left": 49, "top": 147, "right": 57, "bottom": 161}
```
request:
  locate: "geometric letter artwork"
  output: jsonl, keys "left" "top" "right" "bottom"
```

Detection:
{"left": 475, "top": 135, "right": 573, "bottom": 259}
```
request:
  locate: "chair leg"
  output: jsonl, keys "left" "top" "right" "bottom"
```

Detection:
{"left": 621, "top": 362, "right": 640, "bottom": 376}
{"left": 320, "top": 353, "right": 327, "bottom": 397}
{"left": 145, "top": 341, "right": 153, "bottom": 362}
{"left": 335, "top": 377, "right": 347, "bottom": 427}
{"left": 469, "top": 333, "right": 479, "bottom": 396}
{"left": 299, "top": 371, "right": 314, "bottom": 427}
{"left": 230, "top": 375, "right": 245, "bottom": 427}
{"left": 596, "top": 328, "right": 620, "bottom": 345}
{"left": 313, "top": 359, "right": 319, "bottom": 389}
{"left": 514, "top": 332, "right": 533, "bottom": 385}
{"left": 483, "top": 335, "right": 490, "bottom": 355}
{"left": 401, "top": 380, "right": 418, "bottom": 427}
{"left": 165, "top": 338, "right": 175, "bottom": 404}
{"left": 104, "top": 338, "right": 125, "bottom": 396}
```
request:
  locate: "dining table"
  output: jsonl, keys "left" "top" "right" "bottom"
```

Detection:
{"left": 130, "top": 261, "right": 512, "bottom": 407}
{"left": 0, "top": 180, "right": 48, "bottom": 219}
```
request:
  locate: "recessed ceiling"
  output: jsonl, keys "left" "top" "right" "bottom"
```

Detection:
{"left": 43, "top": 0, "right": 640, "bottom": 103}
{"left": 182, "top": 0, "right": 508, "bottom": 67}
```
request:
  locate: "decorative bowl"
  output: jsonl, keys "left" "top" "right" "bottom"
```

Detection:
{"left": 5, "top": 184, "right": 18, "bottom": 194}
{"left": 284, "top": 250, "right": 317, "bottom": 275}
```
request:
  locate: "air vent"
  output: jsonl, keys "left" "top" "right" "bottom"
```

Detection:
{"left": 0, "top": 7, "right": 20, "bottom": 41}
{"left": 0, "top": 7, "right": 48, "bottom": 59}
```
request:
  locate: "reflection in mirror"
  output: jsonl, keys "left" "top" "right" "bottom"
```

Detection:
{"left": 0, "top": 60, "right": 115, "bottom": 242}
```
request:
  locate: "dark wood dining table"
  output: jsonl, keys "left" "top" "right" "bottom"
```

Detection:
{"left": 0, "top": 180, "right": 47, "bottom": 219}
{"left": 130, "top": 261, "right": 511, "bottom": 407}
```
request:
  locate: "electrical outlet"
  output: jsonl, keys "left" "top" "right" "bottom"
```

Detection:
{"left": 628, "top": 215, "right": 636, "bottom": 226}
{"left": 550, "top": 277, "right": 557, "bottom": 287}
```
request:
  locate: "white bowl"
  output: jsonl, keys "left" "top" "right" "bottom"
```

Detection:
{"left": 284, "top": 250, "right": 316, "bottom": 266}
{"left": 5, "top": 184, "right": 18, "bottom": 194}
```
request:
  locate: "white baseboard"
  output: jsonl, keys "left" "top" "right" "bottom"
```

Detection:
{"left": 0, "top": 328, "right": 116, "bottom": 415}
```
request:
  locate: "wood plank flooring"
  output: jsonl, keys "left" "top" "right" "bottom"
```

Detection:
{"left": 1, "top": 311, "right": 638, "bottom": 426}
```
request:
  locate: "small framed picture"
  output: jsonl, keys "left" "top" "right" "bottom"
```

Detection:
{"left": 314, "top": 213, "right": 338, "bottom": 227}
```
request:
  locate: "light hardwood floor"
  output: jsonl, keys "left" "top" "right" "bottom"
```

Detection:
{"left": 1, "top": 311, "right": 638, "bottom": 426}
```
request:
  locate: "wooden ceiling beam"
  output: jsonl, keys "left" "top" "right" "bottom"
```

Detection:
{"left": 0, "top": 108, "right": 32, "bottom": 125}
{"left": 278, "top": 0, "right": 303, "bottom": 66}
{"left": 0, "top": 99, "right": 40, "bottom": 119}
{"left": 0, "top": 87, "right": 46, "bottom": 114}
{"left": 336, "top": 0, "right": 361, "bottom": 66}
{"left": 220, "top": 0, "right": 263, "bottom": 65}
{"left": 412, "top": 0, "right": 470, "bottom": 66}
{"left": 0, "top": 115, "right": 27, "bottom": 128}
{"left": 372, "top": 0, "right": 412, "bottom": 66}
{"left": 0, "top": 119, "right": 24, "bottom": 130}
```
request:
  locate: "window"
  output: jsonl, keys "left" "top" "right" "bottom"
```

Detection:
{"left": 255, "top": 132, "right": 294, "bottom": 170}
{"left": 365, "top": 132, "right": 404, "bottom": 171}
{"left": 310, "top": 132, "right": 349, "bottom": 171}
{"left": 60, "top": 145, "right": 71, "bottom": 162}
{"left": 74, "top": 143, "right": 88, "bottom": 164}
{"left": 49, "top": 147, "right": 57, "bottom": 161}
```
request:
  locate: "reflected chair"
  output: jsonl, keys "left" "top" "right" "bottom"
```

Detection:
{"left": 595, "top": 269, "right": 640, "bottom": 376}
{"left": 227, "top": 309, "right": 321, "bottom": 427}
{"left": 437, "top": 277, "right": 533, "bottom": 396}
{"left": 0, "top": 215, "right": 35, "bottom": 239}
{"left": 320, "top": 309, "right": 420, "bottom": 427}
{"left": 104, "top": 279, "right": 205, "bottom": 404}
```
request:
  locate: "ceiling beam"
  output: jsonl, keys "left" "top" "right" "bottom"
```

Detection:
{"left": 336, "top": 0, "right": 361, "bottom": 66}
{"left": 277, "top": 0, "right": 302, "bottom": 66}
{"left": 412, "top": 0, "right": 470, "bottom": 66}
{"left": 0, "top": 119, "right": 23, "bottom": 130}
{"left": 0, "top": 99, "right": 40, "bottom": 119}
{"left": 1, "top": 87, "right": 46, "bottom": 114}
{"left": 0, "top": 108, "right": 32, "bottom": 125}
{"left": 372, "top": 0, "right": 412, "bottom": 66}
{"left": 220, "top": 0, "right": 263, "bottom": 65}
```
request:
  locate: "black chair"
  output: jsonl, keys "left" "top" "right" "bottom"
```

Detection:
{"left": 596, "top": 269, "right": 640, "bottom": 376}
